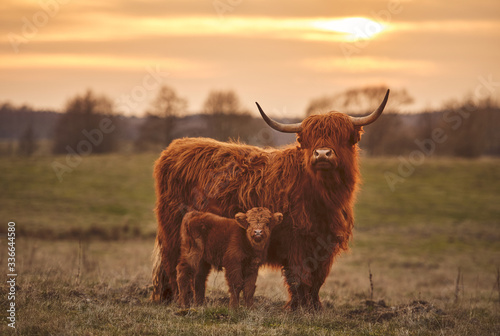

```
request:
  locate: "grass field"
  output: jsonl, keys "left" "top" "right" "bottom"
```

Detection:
{"left": 1, "top": 153, "right": 499, "bottom": 335}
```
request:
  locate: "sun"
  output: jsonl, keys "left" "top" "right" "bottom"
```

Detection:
{"left": 312, "top": 17, "right": 386, "bottom": 41}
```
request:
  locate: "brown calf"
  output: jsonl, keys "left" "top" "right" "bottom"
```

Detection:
{"left": 176, "top": 207, "right": 283, "bottom": 308}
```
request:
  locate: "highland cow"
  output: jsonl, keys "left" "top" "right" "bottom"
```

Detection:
{"left": 152, "top": 90, "right": 389, "bottom": 310}
{"left": 176, "top": 208, "right": 283, "bottom": 308}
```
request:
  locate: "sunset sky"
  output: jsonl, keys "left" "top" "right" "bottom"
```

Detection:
{"left": 1, "top": 0, "right": 499, "bottom": 117}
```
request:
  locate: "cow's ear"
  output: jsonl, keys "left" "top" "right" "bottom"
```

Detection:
{"left": 235, "top": 213, "right": 248, "bottom": 229}
{"left": 350, "top": 126, "right": 363, "bottom": 145}
{"left": 296, "top": 133, "right": 304, "bottom": 149}
{"left": 272, "top": 212, "right": 283, "bottom": 228}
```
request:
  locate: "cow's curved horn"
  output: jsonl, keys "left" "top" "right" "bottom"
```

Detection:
{"left": 349, "top": 89, "right": 390, "bottom": 126}
{"left": 255, "top": 102, "right": 302, "bottom": 133}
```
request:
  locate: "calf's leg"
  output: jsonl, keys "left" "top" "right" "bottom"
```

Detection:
{"left": 194, "top": 260, "right": 211, "bottom": 306}
{"left": 225, "top": 266, "right": 244, "bottom": 309}
{"left": 176, "top": 259, "right": 194, "bottom": 308}
{"left": 242, "top": 270, "right": 259, "bottom": 308}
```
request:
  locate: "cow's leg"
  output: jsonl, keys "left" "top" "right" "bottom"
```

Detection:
{"left": 309, "top": 273, "right": 326, "bottom": 310}
{"left": 282, "top": 249, "right": 332, "bottom": 309}
{"left": 152, "top": 236, "right": 178, "bottom": 303}
{"left": 169, "top": 268, "right": 179, "bottom": 301}
{"left": 285, "top": 273, "right": 322, "bottom": 310}
{"left": 272, "top": 226, "right": 327, "bottom": 310}
{"left": 194, "top": 260, "right": 211, "bottom": 306}
{"left": 274, "top": 241, "right": 304, "bottom": 310}
{"left": 163, "top": 245, "right": 180, "bottom": 303}
{"left": 151, "top": 260, "right": 171, "bottom": 302}
{"left": 308, "top": 252, "right": 336, "bottom": 310}
{"left": 152, "top": 205, "right": 183, "bottom": 303}
{"left": 282, "top": 265, "right": 307, "bottom": 311}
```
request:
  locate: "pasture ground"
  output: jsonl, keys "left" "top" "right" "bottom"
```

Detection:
{"left": 0, "top": 153, "right": 499, "bottom": 335}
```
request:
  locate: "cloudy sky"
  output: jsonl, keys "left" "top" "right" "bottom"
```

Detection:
{"left": 1, "top": 0, "right": 499, "bottom": 117}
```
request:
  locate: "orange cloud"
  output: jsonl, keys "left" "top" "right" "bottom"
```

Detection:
{"left": 302, "top": 56, "right": 438, "bottom": 75}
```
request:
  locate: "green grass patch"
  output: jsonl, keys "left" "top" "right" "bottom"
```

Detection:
{"left": 1, "top": 155, "right": 499, "bottom": 239}
{"left": 0, "top": 153, "right": 158, "bottom": 238}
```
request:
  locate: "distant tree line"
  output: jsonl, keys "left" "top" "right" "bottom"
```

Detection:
{"left": 134, "top": 88, "right": 259, "bottom": 151}
{"left": 304, "top": 85, "right": 500, "bottom": 158}
{"left": 0, "top": 85, "right": 498, "bottom": 158}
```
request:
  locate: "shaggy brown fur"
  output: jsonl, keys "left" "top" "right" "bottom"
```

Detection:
{"left": 176, "top": 208, "right": 283, "bottom": 308}
{"left": 152, "top": 112, "right": 363, "bottom": 310}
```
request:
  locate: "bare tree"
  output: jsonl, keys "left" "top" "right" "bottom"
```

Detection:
{"left": 203, "top": 90, "right": 242, "bottom": 115}
{"left": 135, "top": 85, "right": 187, "bottom": 151}
{"left": 149, "top": 85, "right": 187, "bottom": 144}
{"left": 306, "top": 85, "right": 414, "bottom": 116}
{"left": 202, "top": 90, "right": 250, "bottom": 141}
{"left": 305, "top": 96, "right": 335, "bottom": 117}
{"left": 53, "top": 90, "right": 118, "bottom": 154}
